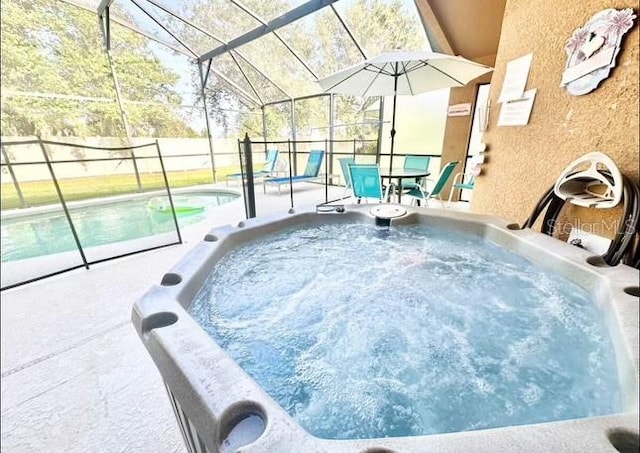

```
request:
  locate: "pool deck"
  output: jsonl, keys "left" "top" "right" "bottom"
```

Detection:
{"left": 0, "top": 182, "right": 470, "bottom": 452}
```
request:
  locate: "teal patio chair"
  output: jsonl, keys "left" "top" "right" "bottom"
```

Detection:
{"left": 226, "top": 149, "right": 279, "bottom": 185}
{"left": 400, "top": 155, "right": 431, "bottom": 191}
{"left": 347, "top": 163, "right": 393, "bottom": 204}
{"left": 405, "top": 161, "right": 459, "bottom": 207}
{"left": 264, "top": 150, "right": 325, "bottom": 194}
{"left": 339, "top": 157, "right": 356, "bottom": 197}
{"left": 447, "top": 165, "right": 480, "bottom": 205}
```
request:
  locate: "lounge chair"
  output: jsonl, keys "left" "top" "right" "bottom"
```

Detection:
{"left": 405, "top": 161, "right": 459, "bottom": 207}
{"left": 226, "top": 149, "right": 279, "bottom": 185}
{"left": 264, "top": 150, "right": 325, "bottom": 194}
{"left": 338, "top": 157, "right": 356, "bottom": 198}
{"left": 347, "top": 163, "right": 394, "bottom": 204}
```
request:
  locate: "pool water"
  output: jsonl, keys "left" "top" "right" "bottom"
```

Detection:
{"left": 189, "top": 223, "right": 622, "bottom": 440}
{"left": 1, "top": 191, "right": 238, "bottom": 262}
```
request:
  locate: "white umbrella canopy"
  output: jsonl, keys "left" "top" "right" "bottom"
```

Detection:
{"left": 318, "top": 50, "right": 493, "bottom": 96}
{"left": 318, "top": 50, "right": 493, "bottom": 169}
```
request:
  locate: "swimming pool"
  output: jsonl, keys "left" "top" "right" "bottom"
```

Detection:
{"left": 133, "top": 205, "right": 639, "bottom": 453}
{"left": 1, "top": 189, "right": 239, "bottom": 262}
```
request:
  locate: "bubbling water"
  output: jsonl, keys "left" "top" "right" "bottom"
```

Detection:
{"left": 189, "top": 223, "right": 621, "bottom": 440}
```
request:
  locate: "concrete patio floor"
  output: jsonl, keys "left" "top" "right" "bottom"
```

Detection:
{"left": 0, "top": 182, "right": 470, "bottom": 452}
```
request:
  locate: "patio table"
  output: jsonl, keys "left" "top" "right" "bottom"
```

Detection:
{"left": 380, "top": 168, "right": 430, "bottom": 204}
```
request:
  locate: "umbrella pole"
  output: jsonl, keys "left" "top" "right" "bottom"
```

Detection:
{"left": 389, "top": 68, "right": 398, "bottom": 174}
{"left": 389, "top": 92, "right": 398, "bottom": 173}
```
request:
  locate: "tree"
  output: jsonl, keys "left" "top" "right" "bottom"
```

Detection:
{"left": 314, "top": 0, "right": 425, "bottom": 143}
{"left": 1, "top": 0, "right": 429, "bottom": 141}
{"left": 0, "top": 0, "right": 198, "bottom": 137}
{"left": 178, "top": 0, "right": 428, "bottom": 144}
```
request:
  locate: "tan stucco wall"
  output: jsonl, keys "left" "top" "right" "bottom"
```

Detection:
{"left": 471, "top": 0, "right": 639, "bottom": 239}
{"left": 440, "top": 54, "right": 495, "bottom": 201}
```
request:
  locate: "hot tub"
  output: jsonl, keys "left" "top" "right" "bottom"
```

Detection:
{"left": 132, "top": 205, "right": 639, "bottom": 453}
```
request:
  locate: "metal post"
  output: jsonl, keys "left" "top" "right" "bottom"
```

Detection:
{"left": 105, "top": 6, "right": 111, "bottom": 50}
{"left": 330, "top": 4, "right": 367, "bottom": 59}
{"left": 287, "top": 139, "right": 294, "bottom": 209}
{"left": 38, "top": 138, "right": 89, "bottom": 269}
{"left": 130, "top": 0, "right": 198, "bottom": 58}
{"left": 237, "top": 139, "right": 247, "bottom": 217}
{"left": 202, "top": 0, "right": 337, "bottom": 73}
{"left": 1, "top": 145, "right": 26, "bottom": 208}
{"left": 376, "top": 96, "right": 385, "bottom": 164}
{"left": 389, "top": 65, "right": 399, "bottom": 173}
{"left": 324, "top": 138, "right": 329, "bottom": 203}
{"left": 198, "top": 62, "right": 218, "bottom": 183}
{"left": 229, "top": 51, "right": 263, "bottom": 104}
{"left": 261, "top": 105, "right": 268, "bottom": 155}
{"left": 241, "top": 133, "right": 256, "bottom": 219}
{"left": 155, "top": 140, "right": 183, "bottom": 244}
{"left": 99, "top": 18, "right": 142, "bottom": 192}
{"left": 290, "top": 99, "right": 298, "bottom": 175}
{"left": 328, "top": 93, "right": 335, "bottom": 178}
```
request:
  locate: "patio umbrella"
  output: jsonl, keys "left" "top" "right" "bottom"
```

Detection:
{"left": 317, "top": 50, "right": 493, "bottom": 171}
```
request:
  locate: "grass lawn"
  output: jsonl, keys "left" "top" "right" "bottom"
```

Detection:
{"left": 1, "top": 168, "right": 240, "bottom": 210}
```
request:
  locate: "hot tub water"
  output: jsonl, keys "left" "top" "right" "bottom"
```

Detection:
{"left": 189, "top": 223, "right": 621, "bottom": 440}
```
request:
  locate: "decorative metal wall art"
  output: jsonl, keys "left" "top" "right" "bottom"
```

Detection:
{"left": 560, "top": 8, "right": 636, "bottom": 96}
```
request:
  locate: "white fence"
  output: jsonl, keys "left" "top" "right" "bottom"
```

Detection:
{"left": 0, "top": 136, "right": 249, "bottom": 183}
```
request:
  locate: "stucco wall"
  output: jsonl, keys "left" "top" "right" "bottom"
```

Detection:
{"left": 440, "top": 54, "right": 495, "bottom": 201}
{"left": 471, "top": 0, "right": 639, "bottom": 239}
